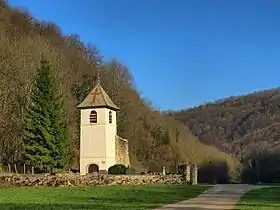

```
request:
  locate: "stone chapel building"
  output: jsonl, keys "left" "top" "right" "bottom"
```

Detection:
{"left": 77, "top": 76, "right": 130, "bottom": 175}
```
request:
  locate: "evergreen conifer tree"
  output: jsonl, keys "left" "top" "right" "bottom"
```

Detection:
{"left": 23, "top": 58, "right": 70, "bottom": 172}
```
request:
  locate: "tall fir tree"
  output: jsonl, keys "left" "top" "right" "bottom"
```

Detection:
{"left": 23, "top": 58, "right": 70, "bottom": 172}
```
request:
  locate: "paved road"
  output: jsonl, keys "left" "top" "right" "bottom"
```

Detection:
{"left": 155, "top": 184, "right": 266, "bottom": 210}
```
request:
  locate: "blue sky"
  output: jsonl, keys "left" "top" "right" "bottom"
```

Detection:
{"left": 7, "top": 0, "right": 280, "bottom": 111}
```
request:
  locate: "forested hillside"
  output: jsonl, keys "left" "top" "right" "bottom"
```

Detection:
{"left": 0, "top": 0, "right": 238, "bottom": 178}
{"left": 170, "top": 88, "right": 280, "bottom": 182}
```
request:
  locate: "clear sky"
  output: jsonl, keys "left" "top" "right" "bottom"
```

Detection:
{"left": 6, "top": 0, "right": 280, "bottom": 111}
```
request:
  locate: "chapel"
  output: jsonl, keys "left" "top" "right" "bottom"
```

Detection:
{"left": 77, "top": 73, "right": 130, "bottom": 175}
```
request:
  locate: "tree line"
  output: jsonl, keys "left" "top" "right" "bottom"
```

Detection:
{"left": 170, "top": 88, "right": 280, "bottom": 183}
{"left": 0, "top": 0, "right": 240, "bottom": 181}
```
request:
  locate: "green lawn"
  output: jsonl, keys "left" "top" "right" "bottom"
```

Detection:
{"left": 236, "top": 187, "right": 280, "bottom": 210}
{"left": 0, "top": 185, "right": 209, "bottom": 210}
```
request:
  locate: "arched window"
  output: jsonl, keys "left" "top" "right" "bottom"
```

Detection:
{"left": 89, "top": 110, "right": 97, "bottom": 123}
{"left": 109, "top": 111, "right": 112, "bottom": 124}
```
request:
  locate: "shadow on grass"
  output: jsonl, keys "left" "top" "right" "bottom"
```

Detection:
{"left": 0, "top": 185, "right": 209, "bottom": 210}
{"left": 236, "top": 187, "right": 280, "bottom": 210}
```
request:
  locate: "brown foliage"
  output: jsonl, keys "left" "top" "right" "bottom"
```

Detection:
{"left": 0, "top": 1, "right": 237, "bottom": 174}
{"left": 170, "top": 89, "right": 280, "bottom": 157}
{"left": 170, "top": 89, "right": 280, "bottom": 182}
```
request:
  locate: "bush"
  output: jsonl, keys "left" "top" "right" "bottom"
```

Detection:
{"left": 108, "top": 164, "right": 126, "bottom": 175}
{"left": 52, "top": 168, "right": 68, "bottom": 174}
{"left": 227, "top": 160, "right": 242, "bottom": 183}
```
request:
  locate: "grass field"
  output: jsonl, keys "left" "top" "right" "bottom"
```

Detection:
{"left": 0, "top": 185, "right": 209, "bottom": 210}
{"left": 236, "top": 187, "right": 280, "bottom": 210}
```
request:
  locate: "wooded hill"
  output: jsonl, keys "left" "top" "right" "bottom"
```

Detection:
{"left": 169, "top": 88, "right": 280, "bottom": 182}
{"left": 0, "top": 0, "right": 239, "bottom": 179}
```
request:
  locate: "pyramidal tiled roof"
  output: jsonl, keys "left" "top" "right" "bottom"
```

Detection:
{"left": 77, "top": 84, "right": 120, "bottom": 111}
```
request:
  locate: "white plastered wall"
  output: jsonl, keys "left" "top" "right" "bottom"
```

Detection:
{"left": 80, "top": 108, "right": 117, "bottom": 175}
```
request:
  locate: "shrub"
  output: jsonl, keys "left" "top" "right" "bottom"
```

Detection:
{"left": 227, "top": 159, "right": 242, "bottom": 183}
{"left": 108, "top": 164, "right": 126, "bottom": 175}
{"left": 52, "top": 168, "right": 68, "bottom": 174}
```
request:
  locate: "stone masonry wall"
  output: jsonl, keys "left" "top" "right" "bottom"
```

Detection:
{"left": 115, "top": 135, "right": 130, "bottom": 167}
{"left": 0, "top": 174, "right": 184, "bottom": 187}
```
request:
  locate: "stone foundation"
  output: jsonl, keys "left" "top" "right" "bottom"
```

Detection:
{"left": 0, "top": 174, "right": 185, "bottom": 188}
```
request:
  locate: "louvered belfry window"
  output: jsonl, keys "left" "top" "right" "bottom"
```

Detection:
{"left": 89, "top": 110, "right": 97, "bottom": 123}
{"left": 109, "top": 111, "right": 112, "bottom": 124}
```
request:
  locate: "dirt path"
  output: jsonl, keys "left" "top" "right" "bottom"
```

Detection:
{"left": 155, "top": 184, "right": 265, "bottom": 210}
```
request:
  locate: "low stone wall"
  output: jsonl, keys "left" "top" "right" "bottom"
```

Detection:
{"left": 0, "top": 174, "right": 185, "bottom": 188}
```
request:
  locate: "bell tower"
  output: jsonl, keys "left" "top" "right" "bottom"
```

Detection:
{"left": 77, "top": 70, "right": 120, "bottom": 175}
